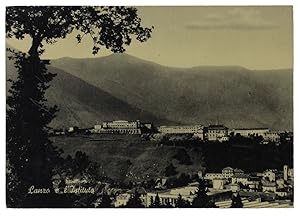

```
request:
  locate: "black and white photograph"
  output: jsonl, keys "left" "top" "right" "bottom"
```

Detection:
{"left": 5, "top": 5, "right": 294, "bottom": 208}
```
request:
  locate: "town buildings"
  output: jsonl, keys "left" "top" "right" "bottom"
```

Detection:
{"left": 89, "top": 119, "right": 284, "bottom": 145}
{"left": 203, "top": 165, "right": 293, "bottom": 203}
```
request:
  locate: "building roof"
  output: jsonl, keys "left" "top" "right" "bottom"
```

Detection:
{"left": 212, "top": 178, "right": 226, "bottom": 180}
{"left": 248, "top": 176, "right": 261, "bottom": 181}
{"left": 234, "top": 168, "right": 244, "bottom": 173}
{"left": 208, "top": 125, "right": 228, "bottom": 130}
{"left": 222, "top": 166, "right": 234, "bottom": 171}
{"left": 232, "top": 174, "right": 250, "bottom": 178}
{"left": 233, "top": 128, "right": 269, "bottom": 131}
{"left": 262, "top": 182, "right": 276, "bottom": 187}
{"left": 159, "top": 125, "right": 203, "bottom": 128}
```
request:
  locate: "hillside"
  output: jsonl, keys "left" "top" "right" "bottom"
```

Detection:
{"left": 51, "top": 134, "right": 292, "bottom": 182}
{"left": 52, "top": 54, "right": 293, "bottom": 130}
{"left": 51, "top": 134, "right": 205, "bottom": 182}
{"left": 6, "top": 51, "right": 172, "bottom": 128}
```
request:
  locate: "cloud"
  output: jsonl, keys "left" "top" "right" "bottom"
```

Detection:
{"left": 185, "top": 7, "right": 280, "bottom": 31}
{"left": 185, "top": 23, "right": 279, "bottom": 31}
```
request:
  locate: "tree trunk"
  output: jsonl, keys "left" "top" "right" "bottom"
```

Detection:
{"left": 28, "top": 36, "right": 41, "bottom": 58}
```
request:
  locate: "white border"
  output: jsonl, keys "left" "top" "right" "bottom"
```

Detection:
{"left": 1, "top": 1, "right": 298, "bottom": 216}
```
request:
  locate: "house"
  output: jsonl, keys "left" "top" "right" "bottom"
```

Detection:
{"left": 263, "top": 131, "right": 280, "bottom": 143}
{"left": 276, "top": 178, "right": 285, "bottom": 189}
{"left": 262, "top": 182, "right": 276, "bottom": 193}
{"left": 207, "top": 125, "right": 229, "bottom": 142}
{"left": 284, "top": 165, "right": 293, "bottom": 181}
{"left": 92, "top": 120, "right": 155, "bottom": 134}
{"left": 234, "top": 169, "right": 244, "bottom": 175}
{"left": 275, "top": 188, "right": 288, "bottom": 197}
{"left": 114, "top": 193, "right": 131, "bottom": 207}
{"left": 158, "top": 125, "right": 204, "bottom": 140}
{"left": 228, "top": 183, "right": 240, "bottom": 193}
{"left": 205, "top": 173, "right": 225, "bottom": 180}
{"left": 231, "top": 174, "right": 250, "bottom": 185}
{"left": 248, "top": 181, "right": 260, "bottom": 192}
{"left": 205, "top": 167, "right": 244, "bottom": 180}
{"left": 212, "top": 178, "right": 226, "bottom": 190}
{"left": 232, "top": 128, "right": 269, "bottom": 137}
{"left": 263, "top": 170, "right": 276, "bottom": 182}
{"left": 222, "top": 167, "right": 234, "bottom": 178}
{"left": 247, "top": 176, "right": 261, "bottom": 192}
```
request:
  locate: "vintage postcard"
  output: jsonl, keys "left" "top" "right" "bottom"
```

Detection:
{"left": 6, "top": 6, "right": 293, "bottom": 208}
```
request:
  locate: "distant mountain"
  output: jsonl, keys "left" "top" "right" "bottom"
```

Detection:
{"left": 51, "top": 53, "right": 293, "bottom": 130}
{"left": 6, "top": 49, "right": 173, "bottom": 128}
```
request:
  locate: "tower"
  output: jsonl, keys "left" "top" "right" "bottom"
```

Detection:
{"left": 283, "top": 165, "right": 288, "bottom": 181}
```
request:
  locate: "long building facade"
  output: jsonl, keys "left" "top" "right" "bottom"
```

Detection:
{"left": 158, "top": 125, "right": 204, "bottom": 139}
{"left": 92, "top": 120, "right": 153, "bottom": 134}
{"left": 231, "top": 128, "right": 270, "bottom": 137}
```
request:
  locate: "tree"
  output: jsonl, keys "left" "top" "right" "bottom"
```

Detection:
{"left": 98, "top": 193, "right": 112, "bottom": 208}
{"left": 230, "top": 194, "right": 243, "bottom": 208}
{"left": 126, "top": 190, "right": 144, "bottom": 208}
{"left": 149, "top": 193, "right": 161, "bottom": 208}
{"left": 6, "top": 6, "right": 152, "bottom": 207}
{"left": 177, "top": 173, "right": 191, "bottom": 187}
{"left": 175, "top": 194, "right": 190, "bottom": 208}
{"left": 6, "top": 52, "right": 61, "bottom": 207}
{"left": 192, "top": 180, "right": 216, "bottom": 208}
{"left": 164, "top": 163, "right": 177, "bottom": 177}
{"left": 173, "top": 148, "right": 192, "bottom": 165}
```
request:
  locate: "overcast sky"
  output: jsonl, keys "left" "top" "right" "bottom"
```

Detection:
{"left": 7, "top": 6, "right": 293, "bottom": 70}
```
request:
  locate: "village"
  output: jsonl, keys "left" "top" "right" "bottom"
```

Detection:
{"left": 55, "top": 163, "right": 294, "bottom": 208}
{"left": 50, "top": 119, "right": 294, "bottom": 208}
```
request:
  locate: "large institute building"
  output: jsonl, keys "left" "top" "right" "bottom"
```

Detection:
{"left": 157, "top": 125, "right": 204, "bottom": 139}
{"left": 92, "top": 120, "right": 153, "bottom": 134}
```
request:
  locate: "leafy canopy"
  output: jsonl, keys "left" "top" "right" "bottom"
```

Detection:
{"left": 6, "top": 6, "right": 153, "bottom": 55}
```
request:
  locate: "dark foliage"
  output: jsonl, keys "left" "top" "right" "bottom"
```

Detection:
{"left": 164, "top": 163, "right": 177, "bottom": 177}
{"left": 175, "top": 194, "right": 190, "bottom": 208}
{"left": 6, "top": 52, "right": 61, "bottom": 207}
{"left": 98, "top": 193, "right": 113, "bottom": 208}
{"left": 166, "top": 173, "right": 192, "bottom": 188}
{"left": 192, "top": 180, "right": 216, "bottom": 208}
{"left": 173, "top": 148, "right": 193, "bottom": 165}
{"left": 230, "top": 194, "right": 243, "bottom": 208}
{"left": 125, "top": 190, "right": 144, "bottom": 208}
{"left": 149, "top": 193, "right": 161, "bottom": 208}
{"left": 203, "top": 136, "right": 293, "bottom": 173}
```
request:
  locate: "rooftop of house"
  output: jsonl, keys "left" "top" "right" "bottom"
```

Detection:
{"left": 232, "top": 174, "right": 250, "bottom": 178}
{"left": 233, "top": 128, "right": 269, "bottom": 131}
{"left": 262, "top": 182, "right": 276, "bottom": 187}
{"left": 234, "top": 168, "right": 244, "bottom": 173}
{"left": 208, "top": 125, "right": 228, "bottom": 130}
{"left": 222, "top": 166, "right": 234, "bottom": 171}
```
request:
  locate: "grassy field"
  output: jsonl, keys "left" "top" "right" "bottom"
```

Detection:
{"left": 51, "top": 134, "right": 205, "bottom": 182}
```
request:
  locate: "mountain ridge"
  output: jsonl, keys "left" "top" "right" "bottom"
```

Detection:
{"left": 6, "top": 52, "right": 174, "bottom": 128}
{"left": 51, "top": 53, "right": 293, "bottom": 130}
{"left": 6, "top": 44, "right": 292, "bottom": 130}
